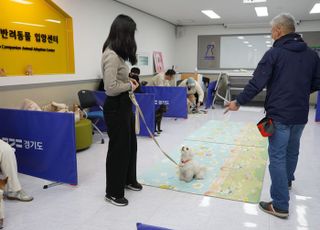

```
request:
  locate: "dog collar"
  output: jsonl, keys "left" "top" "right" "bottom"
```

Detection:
{"left": 181, "top": 159, "right": 191, "bottom": 164}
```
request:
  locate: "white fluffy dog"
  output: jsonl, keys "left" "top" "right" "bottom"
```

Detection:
{"left": 179, "top": 146, "right": 206, "bottom": 182}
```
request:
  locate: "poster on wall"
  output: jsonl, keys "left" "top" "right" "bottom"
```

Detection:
{"left": 138, "top": 52, "right": 149, "bottom": 66}
{"left": 135, "top": 52, "right": 151, "bottom": 75}
{"left": 0, "top": 0, "right": 74, "bottom": 76}
{"left": 197, "top": 35, "right": 220, "bottom": 70}
{"left": 153, "top": 51, "right": 164, "bottom": 73}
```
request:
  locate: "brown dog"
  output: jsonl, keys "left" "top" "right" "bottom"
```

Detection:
{"left": 0, "top": 177, "right": 8, "bottom": 229}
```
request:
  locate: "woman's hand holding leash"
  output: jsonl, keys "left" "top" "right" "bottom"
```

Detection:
{"left": 130, "top": 78, "right": 139, "bottom": 91}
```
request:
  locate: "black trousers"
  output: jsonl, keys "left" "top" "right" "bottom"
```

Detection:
{"left": 103, "top": 92, "right": 137, "bottom": 198}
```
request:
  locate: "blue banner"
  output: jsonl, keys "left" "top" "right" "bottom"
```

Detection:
{"left": 93, "top": 91, "right": 155, "bottom": 137}
{"left": 141, "top": 86, "right": 188, "bottom": 118}
{"left": 316, "top": 92, "right": 320, "bottom": 122}
{"left": 0, "top": 109, "right": 77, "bottom": 185}
{"left": 205, "top": 81, "right": 217, "bottom": 109}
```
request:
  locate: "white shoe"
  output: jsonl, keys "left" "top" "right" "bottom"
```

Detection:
{"left": 6, "top": 190, "right": 33, "bottom": 202}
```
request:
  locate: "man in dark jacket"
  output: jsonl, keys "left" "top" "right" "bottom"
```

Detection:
{"left": 225, "top": 13, "right": 320, "bottom": 218}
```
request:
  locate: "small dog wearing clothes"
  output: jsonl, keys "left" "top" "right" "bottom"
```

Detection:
{"left": 179, "top": 146, "right": 206, "bottom": 182}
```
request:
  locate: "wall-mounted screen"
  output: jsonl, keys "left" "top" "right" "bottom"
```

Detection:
{"left": 220, "top": 35, "right": 272, "bottom": 69}
{"left": 198, "top": 32, "right": 320, "bottom": 70}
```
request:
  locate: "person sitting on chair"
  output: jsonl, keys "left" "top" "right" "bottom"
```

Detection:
{"left": 148, "top": 69, "right": 176, "bottom": 86}
{"left": 0, "top": 140, "right": 33, "bottom": 202}
{"left": 179, "top": 77, "right": 204, "bottom": 113}
{"left": 129, "top": 67, "right": 142, "bottom": 93}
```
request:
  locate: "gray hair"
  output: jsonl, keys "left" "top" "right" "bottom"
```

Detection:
{"left": 270, "top": 13, "right": 296, "bottom": 32}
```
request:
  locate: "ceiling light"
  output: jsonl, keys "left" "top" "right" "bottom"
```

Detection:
{"left": 255, "top": 7, "right": 268, "bottom": 17}
{"left": 243, "top": 0, "right": 266, "bottom": 3}
{"left": 12, "top": 22, "right": 45, "bottom": 27}
{"left": 248, "top": 44, "right": 253, "bottom": 47}
{"left": 11, "top": 0, "right": 33, "bottom": 4}
{"left": 238, "top": 36, "right": 245, "bottom": 39}
{"left": 224, "top": 22, "right": 269, "bottom": 28}
{"left": 310, "top": 3, "right": 320, "bottom": 14}
{"left": 243, "top": 222, "right": 257, "bottom": 228}
{"left": 295, "top": 195, "right": 312, "bottom": 201}
{"left": 243, "top": 41, "right": 249, "bottom": 44}
{"left": 201, "top": 10, "right": 221, "bottom": 19}
{"left": 267, "top": 44, "right": 272, "bottom": 47}
{"left": 266, "top": 41, "right": 271, "bottom": 43}
{"left": 264, "top": 35, "right": 271, "bottom": 38}
{"left": 45, "top": 19, "right": 61, "bottom": 24}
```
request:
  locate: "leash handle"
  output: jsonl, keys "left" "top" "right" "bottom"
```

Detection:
{"left": 129, "top": 93, "right": 179, "bottom": 166}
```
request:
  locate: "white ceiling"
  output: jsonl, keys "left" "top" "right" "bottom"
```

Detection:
{"left": 115, "top": 0, "right": 320, "bottom": 26}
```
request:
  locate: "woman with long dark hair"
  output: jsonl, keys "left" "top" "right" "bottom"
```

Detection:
{"left": 102, "top": 14, "right": 141, "bottom": 206}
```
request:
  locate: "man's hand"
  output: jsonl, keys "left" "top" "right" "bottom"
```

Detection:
{"left": 130, "top": 79, "right": 139, "bottom": 91}
{"left": 224, "top": 100, "right": 240, "bottom": 114}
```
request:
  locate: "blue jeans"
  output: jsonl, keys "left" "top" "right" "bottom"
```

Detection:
{"left": 268, "top": 121, "right": 305, "bottom": 211}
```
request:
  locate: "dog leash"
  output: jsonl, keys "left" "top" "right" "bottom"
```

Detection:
{"left": 215, "top": 93, "right": 230, "bottom": 104}
{"left": 129, "top": 92, "right": 179, "bottom": 167}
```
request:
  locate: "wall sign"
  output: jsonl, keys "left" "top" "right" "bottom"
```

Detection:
{"left": 0, "top": 0, "right": 74, "bottom": 76}
{"left": 153, "top": 51, "right": 164, "bottom": 73}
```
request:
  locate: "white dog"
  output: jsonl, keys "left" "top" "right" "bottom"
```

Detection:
{"left": 179, "top": 146, "right": 206, "bottom": 182}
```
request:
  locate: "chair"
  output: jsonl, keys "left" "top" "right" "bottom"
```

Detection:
{"left": 77, "top": 90, "right": 105, "bottom": 144}
{"left": 97, "top": 79, "right": 105, "bottom": 91}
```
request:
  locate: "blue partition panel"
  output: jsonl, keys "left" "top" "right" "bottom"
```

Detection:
{"left": 316, "top": 92, "right": 320, "bottom": 122}
{"left": 0, "top": 109, "right": 77, "bottom": 185}
{"left": 141, "top": 86, "right": 188, "bottom": 118}
{"left": 205, "top": 81, "right": 217, "bottom": 109}
{"left": 136, "top": 223, "right": 172, "bottom": 230}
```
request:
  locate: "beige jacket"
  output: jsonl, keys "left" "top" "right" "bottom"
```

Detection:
{"left": 101, "top": 48, "right": 131, "bottom": 96}
{"left": 179, "top": 79, "right": 204, "bottom": 103}
{"left": 149, "top": 72, "right": 170, "bottom": 86}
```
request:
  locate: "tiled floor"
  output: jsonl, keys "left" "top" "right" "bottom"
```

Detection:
{"left": 4, "top": 106, "right": 320, "bottom": 230}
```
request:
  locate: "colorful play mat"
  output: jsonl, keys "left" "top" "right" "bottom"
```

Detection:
{"left": 139, "top": 121, "right": 268, "bottom": 203}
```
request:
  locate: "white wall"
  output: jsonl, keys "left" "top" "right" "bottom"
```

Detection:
{"left": 54, "top": 0, "right": 176, "bottom": 76}
{"left": 0, "top": 0, "right": 176, "bottom": 86}
{"left": 175, "top": 20, "right": 320, "bottom": 72}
